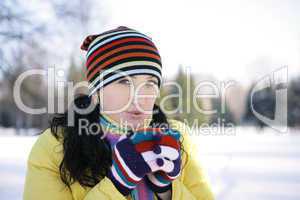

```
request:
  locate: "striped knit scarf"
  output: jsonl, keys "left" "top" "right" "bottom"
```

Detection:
{"left": 99, "top": 113, "right": 156, "bottom": 200}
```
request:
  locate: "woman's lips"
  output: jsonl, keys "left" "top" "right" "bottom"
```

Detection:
{"left": 125, "top": 111, "right": 145, "bottom": 120}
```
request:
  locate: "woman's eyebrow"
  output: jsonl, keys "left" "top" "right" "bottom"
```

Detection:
{"left": 131, "top": 75, "right": 156, "bottom": 80}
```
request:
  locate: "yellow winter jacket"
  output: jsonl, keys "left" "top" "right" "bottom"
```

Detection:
{"left": 23, "top": 119, "right": 215, "bottom": 200}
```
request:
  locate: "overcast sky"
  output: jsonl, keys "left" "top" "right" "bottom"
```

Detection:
{"left": 23, "top": 0, "right": 300, "bottom": 84}
{"left": 99, "top": 0, "right": 300, "bottom": 84}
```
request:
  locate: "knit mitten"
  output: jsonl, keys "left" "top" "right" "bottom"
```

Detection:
{"left": 144, "top": 128, "right": 182, "bottom": 193}
{"left": 106, "top": 128, "right": 178, "bottom": 196}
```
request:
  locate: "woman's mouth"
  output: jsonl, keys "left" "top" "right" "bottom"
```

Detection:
{"left": 126, "top": 111, "right": 145, "bottom": 120}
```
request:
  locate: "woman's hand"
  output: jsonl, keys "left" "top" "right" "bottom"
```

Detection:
{"left": 106, "top": 128, "right": 180, "bottom": 196}
{"left": 144, "top": 128, "right": 182, "bottom": 194}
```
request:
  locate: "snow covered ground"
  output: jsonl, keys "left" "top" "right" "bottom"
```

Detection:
{"left": 191, "top": 127, "right": 300, "bottom": 200}
{"left": 0, "top": 135, "right": 38, "bottom": 200}
{"left": 0, "top": 127, "right": 299, "bottom": 200}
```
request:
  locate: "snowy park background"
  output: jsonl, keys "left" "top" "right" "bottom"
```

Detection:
{"left": 1, "top": 127, "right": 299, "bottom": 200}
{"left": 1, "top": 0, "right": 300, "bottom": 199}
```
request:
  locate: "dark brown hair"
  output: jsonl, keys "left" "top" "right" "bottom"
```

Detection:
{"left": 49, "top": 94, "right": 187, "bottom": 189}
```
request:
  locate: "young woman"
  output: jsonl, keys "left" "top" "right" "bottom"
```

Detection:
{"left": 23, "top": 26, "right": 214, "bottom": 200}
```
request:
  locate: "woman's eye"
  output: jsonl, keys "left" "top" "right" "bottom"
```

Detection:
{"left": 118, "top": 79, "right": 131, "bottom": 85}
{"left": 118, "top": 79, "right": 158, "bottom": 87}
{"left": 146, "top": 80, "right": 158, "bottom": 87}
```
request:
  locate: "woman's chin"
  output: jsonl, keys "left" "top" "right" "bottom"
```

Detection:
{"left": 122, "top": 114, "right": 151, "bottom": 129}
{"left": 124, "top": 119, "right": 145, "bottom": 129}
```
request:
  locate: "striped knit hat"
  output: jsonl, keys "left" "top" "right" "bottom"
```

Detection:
{"left": 80, "top": 26, "right": 162, "bottom": 96}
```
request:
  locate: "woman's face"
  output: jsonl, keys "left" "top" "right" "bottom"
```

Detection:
{"left": 97, "top": 74, "right": 160, "bottom": 129}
